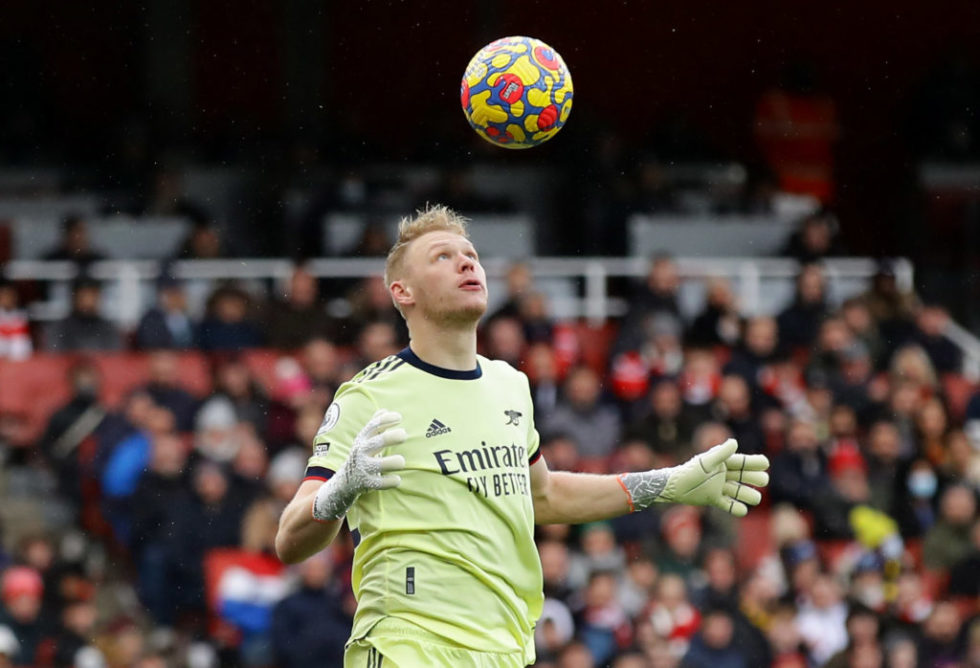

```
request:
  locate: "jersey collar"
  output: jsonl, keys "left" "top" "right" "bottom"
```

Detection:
{"left": 397, "top": 347, "right": 483, "bottom": 380}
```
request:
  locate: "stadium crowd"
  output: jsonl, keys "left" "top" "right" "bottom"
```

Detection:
{"left": 0, "top": 227, "right": 980, "bottom": 667}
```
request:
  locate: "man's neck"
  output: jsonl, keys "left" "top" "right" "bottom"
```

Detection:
{"left": 407, "top": 318, "right": 479, "bottom": 371}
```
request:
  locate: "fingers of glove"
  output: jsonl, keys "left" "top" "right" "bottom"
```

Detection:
{"left": 713, "top": 494, "right": 749, "bottom": 517}
{"left": 725, "top": 453, "right": 770, "bottom": 472}
{"left": 360, "top": 428, "right": 407, "bottom": 456}
{"left": 699, "top": 438, "right": 739, "bottom": 471}
{"left": 361, "top": 410, "right": 403, "bottom": 439}
{"left": 723, "top": 481, "right": 763, "bottom": 506}
{"left": 378, "top": 454, "right": 406, "bottom": 473}
{"left": 365, "top": 475, "right": 402, "bottom": 489}
{"left": 725, "top": 469, "right": 770, "bottom": 487}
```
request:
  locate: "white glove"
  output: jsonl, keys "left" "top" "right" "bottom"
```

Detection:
{"left": 619, "top": 438, "right": 769, "bottom": 517}
{"left": 312, "top": 409, "right": 406, "bottom": 521}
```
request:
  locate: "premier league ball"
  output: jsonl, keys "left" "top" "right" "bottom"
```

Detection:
{"left": 460, "top": 36, "right": 573, "bottom": 149}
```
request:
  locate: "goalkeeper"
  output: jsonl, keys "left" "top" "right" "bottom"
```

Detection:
{"left": 275, "top": 205, "right": 770, "bottom": 668}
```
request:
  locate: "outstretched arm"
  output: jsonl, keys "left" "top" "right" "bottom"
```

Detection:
{"left": 531, "top": 438, "right": 769, "bottom": 525}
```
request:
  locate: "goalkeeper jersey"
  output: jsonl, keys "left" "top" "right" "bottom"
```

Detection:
{"left": 305, "top": 347, "right": 543, "bottom": 663}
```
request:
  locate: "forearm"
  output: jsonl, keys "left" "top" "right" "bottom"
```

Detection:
{"left": 275, "top": 486, "right": 342, "bottom": 564}
{"left": 533, "top": 471, "right": 634, "bottom": 524}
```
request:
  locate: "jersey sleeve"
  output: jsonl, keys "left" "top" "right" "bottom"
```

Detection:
{"left": 305, "top": 383, "right": 378, "bottom": 481}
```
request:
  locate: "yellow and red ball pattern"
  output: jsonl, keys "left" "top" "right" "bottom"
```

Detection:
{"left": 460, "top": 36, "right": 573, "bottom": 149}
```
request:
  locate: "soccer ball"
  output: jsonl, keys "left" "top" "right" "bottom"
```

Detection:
{"left": 460, "top": 36, "right": 573, "bottom": 149}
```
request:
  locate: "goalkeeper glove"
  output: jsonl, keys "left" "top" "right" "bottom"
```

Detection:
{"left": 312, "top": 409, "right": 407, "bottom": 521}
{"left": 619, "top": 438, "right": 769, "bottom": 517}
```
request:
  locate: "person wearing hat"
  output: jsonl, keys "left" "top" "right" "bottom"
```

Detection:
{"left": 0, "top": 566, "right": 44, "bottom": 667}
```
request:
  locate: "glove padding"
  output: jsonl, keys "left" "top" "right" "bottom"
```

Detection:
{"left": 621, "top": 438, "right": 769, "bottom": 517}
{"left": 312, "top": 409, "right": 406, "bottom": 521}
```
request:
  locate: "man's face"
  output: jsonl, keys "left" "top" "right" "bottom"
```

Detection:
{"left": 393, "top": 231, "right": 487, "bottom": 325}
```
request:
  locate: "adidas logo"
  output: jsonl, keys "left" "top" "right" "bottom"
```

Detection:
{"left": 425, "top": 419, "right": 452, "bottom": 438}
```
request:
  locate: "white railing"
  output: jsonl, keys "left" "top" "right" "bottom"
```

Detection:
{"left": 6, "top": 255, "right": 979, "bottom": 378}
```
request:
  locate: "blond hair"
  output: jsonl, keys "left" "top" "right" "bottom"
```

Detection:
{"left": 383, "top": 204, "right": 470, "bottom": 288}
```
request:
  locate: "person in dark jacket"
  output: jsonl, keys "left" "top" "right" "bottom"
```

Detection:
{"left": 44, "top": 279, "right": 122, "bottom": 353}
{"left": 196, "top": 285, "right": 264, "bottom": 352}
{"left": 134, "top": 275, "right": 195, "bottom": 350}
{"left": 777, "top": 263, "right": 828, "bottom": 349}
{"left": 270, "top": 550, "right": 351, "bottom": 668}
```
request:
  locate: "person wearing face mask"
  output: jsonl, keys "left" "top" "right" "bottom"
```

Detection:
{"left": 893, "top": 460, "right": 939, "bottom": 538}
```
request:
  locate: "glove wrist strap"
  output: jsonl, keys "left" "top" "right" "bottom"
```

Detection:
{"left": 618, "top": 468, "right": 672, "bottom": 512}
{"left": 312, "top": 469, "right": 360, "bottom": 521}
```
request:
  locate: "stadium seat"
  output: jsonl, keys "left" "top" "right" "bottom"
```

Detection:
{"left": 0, "top": 355, "right": 74, "bottom": 440}
{"left": 241, "top": 349, "right": 287, "bottom": 397}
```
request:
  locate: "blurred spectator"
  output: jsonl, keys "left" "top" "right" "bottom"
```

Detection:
{"left": 677, "top": 349, "right": 722, "bottom": 418}
{"left": 193, "top": 396, "right": 241, "bottom": 462}
{"left": 525, "top": 343, "right": 561, "bottom": 417}
{"left": 484, "top": 316, "right": 526, "bottom": 369}
{"left": 947, "top": 517, "right": 980, "bottom": 597}
{"left": 918, "top": 601, "right": 963, "bottom": 668}
{"left": 299, "top": 337, "right": 343, "bottom": 399}
{"left": 626, "top": 380, "right": 697, "bottom": 464}
{"left": 895, "top": 458, "right": 941, "bottom": 538}
{"left": 711, "top": 375, "right": 765, "bottom": 455}
{"left": 889, "top": 344, "right": 940, "bottom": 396}
{"left": 915, "top": 397, "right": 950, "bottom": 468}
{"left": 922, "top": 483, "right": 976, "bottom": 572}
{"left": 765, "top": 603, "right": 808, "bottom": 668}
{"left": 770, "top": 419, "right": 829, "bottom": 510}
{"left": 168, "top": 461, "right": 248, "bottom": 616}
{"left": 780, "top": 209, "right": 846, "bottom": 263}
{"left": 45, "top": 279, "right": 122, "bottom": 353}
{"left": 542, "top": 366, "right": 622, "bottom": 460}
{"left": 614, "top": 253, "right": 682, "bottom": 356}
{"left": 686, "top": 278, "right": 741, "bottom": 348}
{"left": 135, "top": 275, "right": 195, "bottom": 350}
{"left": 724, "top": 316, "right": 779, "bottom": 391}
{"left": 488, "top": 262, "right": 534, "bottom": 323}
{"left": 336, "top": 276, "right": 406, "bottom": 347}
{"left": 0, "top": 279, "right": 31, "bottom": 360}
{"left": 176, "top": 218, "right": 224, "bottom": 260}
{"left": 578, "top": 571, "right": 632, "bottom": 665}
{"left": 813, "top": 444, "right": 870, "bottom": 539}
{"left": 859, "top": 261, "right": 919, "bottom": 346}
{"left": 840, "top": 297, "right": 885, "bottom": 369}
{"left": 0, "top": 566, "right": 44, "bottom": 667}
{"left": 642, "top": 573, "right": 700, "bottom": 658}
{"left": 50, "top": 599, "right": 102, "bottom": 668}
{"left": 912, "top": 305, "right": 962, "bottom": 374}
{"left": 264, "top": 265, "right": 333, "bottom": 350}
{"left": 568, "top": 523, "right": 626, "bottom": 590}
{"left": 196, "top": 285, "right": 264, "bottom": 352}
{"left": 38, "top": 361, "right": 106, "bottom": 513}
{"left": 517, "top": 291, "right": 554, "bottom": 345}
{"left": 142, "top": 350, "right": 199, "bottom": 433}
{"left": 776, "top": 263, "right": 828, "bottom": 349}
{"left": 130, "top": 432, "right": 190, "bottom": 625}
{"left": 754, "top": 60, "right": 839, "bottom": 203}
{"left": 205, "top": 356, "right": 269, "bottom": 436}
{"left": 795, "top": 573, "right": 848, "bottom": 665}
{"left": 680, "top": 605, "right": 749, "bottom": 668}
{"left": 864, "top": 421, "right": 905, "bottom": 514}
{"left": 652, "top": 507, "right": 703, "bottom": 580}
{"left": 354, "top": 320, "right": 399, "bottom": 367}
{"left": 270, "top": 550, "right": 351, "bottom": 668}
{"left": 41, "top": 215, "right": 106, "bottom": 269}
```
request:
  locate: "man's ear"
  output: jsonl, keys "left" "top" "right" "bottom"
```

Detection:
{"left": 390, "top": 280, "right": 414, "bottom": 310}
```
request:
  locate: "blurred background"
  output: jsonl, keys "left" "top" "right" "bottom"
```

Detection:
{"left": 1, "top": 1, "right": 980, "bottom": 667}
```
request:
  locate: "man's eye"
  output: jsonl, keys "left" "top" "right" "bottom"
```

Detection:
{"left": 437, "top": 253, "right": 449, "bottom": 260}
